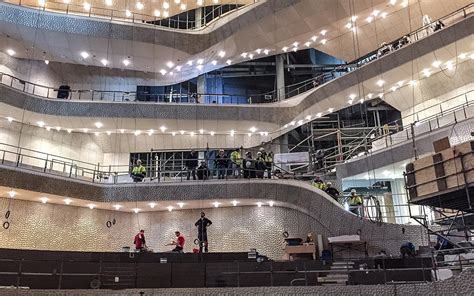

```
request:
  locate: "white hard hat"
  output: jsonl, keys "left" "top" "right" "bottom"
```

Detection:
{"left": 351, "top": 189, "right": 356, "bottom": 194}
{"left": 327, "top": 182, "right": 332, "bottom": 186}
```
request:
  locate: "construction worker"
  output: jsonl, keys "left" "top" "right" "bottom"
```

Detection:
{"left": 348, "top": 189, "right": 363, "bottom": 216}
{"left": 131, "top": 159, "right": 146, "bottom": 182}
{"left": 325, "top": 182, "right": 340, "bottom": 202}
{"left": 230, "top": 147, "right": 242, "bottom": 178}
{"left": 311, "top": 176, "right": 326, "bottom": 190}
{"left": 264, "top": 151, "right": 273, "bottom": 178}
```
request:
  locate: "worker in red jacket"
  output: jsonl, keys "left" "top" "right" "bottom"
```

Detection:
{"left": 170, "top": 231, "right": 185, "bottom": 253}
{"left": 134, "top": 230, "right": 146, "bottom": 252}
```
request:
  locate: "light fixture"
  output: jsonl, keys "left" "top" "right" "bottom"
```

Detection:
{"left": 345, "top": 23, "right": 352, "bottom": 29}
{"left": 422, "top": 68, "right": 431, "bottom": 77}
{"left": 174, "top": 0, "right": 180, "bottom": 3}
{"left": 154, "top": 9, "right": 161, "bottom": 17}
{"left": 40, "top": 197, "right": 49, "bottom": 204}
{"left": 190, "top": 131, "right": 195, "bottom": 136}
{"left": 167, "top": 206, "right": 173, "bottom": 212}
{"left": 199, "top": 129, "right": 204, "bottom": 134}
{"left": 292, "top": 42, "right": 299, "bottom": 47}
{"left": 389, "top": 0, "right": 397, "bottom": 5}
{"left": 94, "top": 132, "right": 99, "bottom": 137}
{"left": 257, "top": 202, "right": 263, "bottom": 207}
{"left": 134, "top": 130, "right": 141, "bottom": 136}
{"left": 359, "top": 99, "right": 364, "bottom": 104}
{"left": 218, "top": 50, "right": 226, "bottom": 58}
{"left": 297, "top": 120, "right": 303, "bottom": 125}
{"left": 446, "top": 61, "right": 453, "bottom": 70}
{"left": 80, "top": 51, "right": 89, "bottom": 59}
{"left": 231, "top": 200, "right": 239, "bottom": 206}
{"left": 119, "top": 129, "right": 125, "bottom": 134}
{"left": 268, "top": 201, "right": 274, "bottom": 207}
{"left": 376, "top": 79, "right": 385, "bottom": 87}
{"left": 44, "top": 60, "right": 50, "bottom": 65}
{"left": 175, "top": 66, "right": 182, "bottom": 72}
{"left": 6, "top": 117, "right": 13, "bottom": 122}
{"left": 230, "top": 130, "right": 235, "bottom": 136}
{"left": 83, "top": 2, "right": 91, "bottom": 10}
{"left": 197, "top": 0, "right": 203, "bottom": 5}
{"left": 171, "top": 131, "right": 176, "bottom": 136}
{"left": 282, "top": 47, "right": 288, "bottom": 52}
{"left": 320, "top": 30, "right": 327, "bottom": 35}
{"left": 177, "top": 202, "right": 184, "bottom": 208}
{"left": 100, "top": 59, "right": 108, "bottom": 66}
{"left": 95, "top": 122, "right": 103, "bottom": 128}
{"left": 320, "top": 39, "right": 327, "bottom": 45}
{"left": 180, "top": 3, "right": 186, "bottom": 10}
{"left": 160, "top": 69, "right": 167, "bottom": 75}
{"left": 163, "top": 1, "right": 169, "bottom": 9}
{"left": 8, "top": 190, "right": 16, "bottom": 198}
{"left": 390, "top": 86, "right": 398, "bottom": 92}
{"left": 67, "top": 128, "right": 72, "bottom": 133}
{"left": 125, "top": 9, "right": 132, "bottom": 17}
{"left": 136, "top": 2, "right": 144, "bottom": 9}
{"left": 247, "top": 133, "right": 252, "bottom": 137}
{"left": 311, "top": 36, "right": 318, "bottom": 42}
{"left": 6, "top": 49, "right": 15, "bottom": 56}
{"left": 432, "top": 60, "right": 442, "bottom": 68}
{"left": 166, "top": 61, "right": 174, "bottom": 68}
{"left": 377, "top": 93, "right": 384, "bottom": 98}
{"left": 249, "top": 127, "right": 257, "bottom": 133}
{"left": 163, "top": 11, "right": 169, "bottom": 17}
{"left": 401, "top": 0, "right": 408, "bottom": 7}
{"left": 316, "top": 112, "right": 322, "bottom": 117}
{"left": 210, "top": 131, "right": 215, "bottom": 136}
{"left": 213, "top": 201, "right": 220, "bottom": 208}
{"left": 458, "top": 53, "right": 467, "bottom": 59}
{"left": 132, "top": 208, "right": 140, "bottom": 213}
{"left": 148, "top": 202, "right": 156, "bottom": 208}
{"left": 351, "top": 15, "right": 358, "bottom": 21}
{"left": 470, "top": 53, "right": 474, "bottom": 60}
{"left": 123, "top": 59, "right": 130, "bottom": 66}
{"left": 38, "top": 0, "right": 46, "bottom": 6}
{"left": 328, "top": 108, "right": 334, "bottom": 113}
{"left": 248, "top": 54, "right": 254, "bottom": 59}
{"left": 46, "top": 126, "right": 51, "bottom": 131}
{"left": 180, "top": 130, "right": 185, "bottom": 135}
{"left": 290, "top": 121, "right": 296, "bottom": 126}
{"left": 226, "top": 60, "right": 232, "bottom": 65}
{"left": 55, "top": 126, "right": 61, "bottom": 131}
{"left": 409, "top": 80, "right": 417, "bottom": 86}
{"left": 105, "top": 0, "right": 112, "bottom": 6}
{"left": 372, "top": 10, "right": 380, "bottom": 16}
{"left": 147, "top": 129, "right": 154, "bottom": 136}
{"left": 211, "top": 60, "right": 217, "bottom": 66}
{"left": 305, "top": 42, "right": 311, "bottom": 47}
{"left": 263, "top": 49, "right": 269, "bottom": 55}
{"left": 381, "top": 12, "right": 388, "bottom": 18}
{"left": 113, "top": 204, "right": 122, "bottom": 210}
{"left": 197, "top": 58, "right": 204, "bottom": 65}
{"left": 349, "top": 93, "right": 356, "bottom": 100}
{"left": 241, "top": 52, "right": 248, "bottom": 58}
{"left": 196, "top": 65, "right": 203, "bottom": 70}
{"left": 366, "top": 16, "right": 374, "bottom": 23}
{"left": 106, "top": 131, "right": 112, "bottom": 136}
{"left": 256, "top": 49, "right": 262, "bottom": 54}
{"left": 87, "top": 204, "right": 95, "bottom": 209}
{"left": 213, "top": 0, "right": 218, "bottom": 3}
{"left": 305, "top": 115, "right": 311, "bottom": 121}
{"left": 292, "top": 47, "right": 297, "bottom": 52}
{"left": 159, "top": 126, "right": 167, "bottom": 132}
{"left": 348, "top": 100, "right": 353, "bottom": 105}
{"left": 64, "top": 198, "right": 72, "bottom": 205}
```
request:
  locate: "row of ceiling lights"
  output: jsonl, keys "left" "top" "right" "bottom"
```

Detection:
{"left": 5, "top": 190, "right": 275, "bottom": 212}
{"left": 282, "top": 52, "right": 474, "bottom": 130}
{"left": 3, "top": 118, "right": 269, "bottom": 137}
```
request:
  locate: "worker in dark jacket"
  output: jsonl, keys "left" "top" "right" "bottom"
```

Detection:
{"left": 186, "top": 150, "right": 199, "bottom": 180}
{"left": 195, "top": 212, "right": 212, "bottom": 252}
{"left": 325, "top": 182, "right": 340, "bottom": 202}
{"left": 197, "top": 161, "right": 210, "bottom": 180}
{"left": 214, "top": 149, "right": 228, "bottom": 179}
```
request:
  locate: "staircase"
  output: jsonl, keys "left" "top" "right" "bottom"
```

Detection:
{"left": 317, "top": 261, "right": 354, "bottom": 286}
{"left": 100, "top": 263, "right": 137, "bottom": 289}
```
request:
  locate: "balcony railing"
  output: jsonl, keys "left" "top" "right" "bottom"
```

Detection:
{"left": 3, "top": 0, "right": 256, "bottom": 30}
{"left": 0, "top": 3, "right": 472, "bottom": 105}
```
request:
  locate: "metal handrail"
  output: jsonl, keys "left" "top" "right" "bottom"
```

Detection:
{"left": 3, "top": 0, "right": 255, "bottom": 31}
{"left": 0, "top": 3, "right": 471, "bottom": 105}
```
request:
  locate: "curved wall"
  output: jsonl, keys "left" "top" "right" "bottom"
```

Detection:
{"left": 0, "top": 166, "right": 428, "bottom": 257}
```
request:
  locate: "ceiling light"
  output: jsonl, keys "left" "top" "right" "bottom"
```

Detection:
{"left": 213, "top": 201, "right": 220, "bottom": 208}
{"left": 372, "top": 10, "right": 380, "bottom": 16}
{"left": 6, "top": 117, "right": 13, "bottom": 122}
{"left": 167, "top": 206, "right": 173, "bottom": 212}
{"left": 175, "top": 66, "right": 182, "bottom": 71}
{"left": 359, "top": 99, "right": 364, "bottom": 104}
{"left": 328, "top": 108, "right": 334, "bottom": 113}
{"left": 171, "top": 131, "right": 176, "bottom": 136}
{"left": 55, "top": 126, "right": 61, "bottom": 131}
{"left": 123, "top": 59, "right": 130, "bottom": 66}
{"left": 160, "top": 69, "right": 167, "bottom": 75}
{"left": 159, "top": 126, "right": 167, "bottom": 132}
{"left": 226, "top": 60, "right": 232, "bottom": 65}
{"left": 282, "top": 47, "right": 288, "bottom": 52}
{"left": 248, "top": 54, "right": 254, "bottom": 59}
{"left": 432, "top": 60, "right": 442, "bottom": 67}
{"left": 241, "top": 52, "right": 248, "bottom": 58}
{"left": 409, "top": 80, "right": 417, "bottom": 86}
{"left": 38, "top": 0, "right": 46, "bottom": 6}
{"left": 263, "top": 49, "right": 270, "bottom": 55}
{"left": 351, "top": 15, "right": 358, "bottom": 22}
{"left": 382, "top": 170, "right": 390, "bottom": 176}
{"left": 119, "top": 129, "right": 125, "bottom": 133}
{"left": 401, "top": 0, "right": 408, "bottom": 7}
{"left": 381, "top": 12, "right": 388, "bottom": 18}
{"left": 197, "top": 59, "right": 204, "bottom": 65}
{"left": 311, "top": 36, "right": 318, "bottom": 42}
{"left": 100, "top": 59, "right": 108, "bottom": 66}
{"left": 210, "top": 131, "right": 215, "bottom": 136}
{"left": 148, "top": 202, "right": 156, "bottom": 208}
{"left": 95, "top": 122, "right": 103, "bottom": 128}
{"left": 349, "top": 93, "right": 356, "bottom": 100}
{"left": 125, "top": 9, "right": 132, "bottom": 17}
{"left": 230, "top": 130, "right": 235, "bottom": 136}
{"left": 147, "top": 129, "right": 154, "bottom": 136}
{"left": 249, "top": 127, "right": 257, "bottom": 133}
{"left": 46, "top": 126, "right": 51, "bottom": 131}
{"left": 154, "top": 9, "right": 161, "bottom": 17}
{"left": 163, "top": 11, "right": 169, "bottom": 17}
{"left": 6, "top": 49, "right": 15, "bottom": 56}
{"left": 113, "top": 204, "right": 122, "bottom": 210}
{"left": 67, "top": 129, "right": 72, "bottom": 133}
{"left": 320, "top": 30, "right": 327, "bottom": 35}
{"left": 199, "top": 129, "right": 204, "bottom": 134}
{"left": 106, "top": 131, "right": 111, "bottom": 135}
{"left": 83, "top": 2, "right": 91, "bottom": 10}
{"left": 292, "top": 42, "right": 299, "bottom": 47}
{"left": 268, "top": 201, "right": 274, "bottom": 207}
{"left": 177, "top": 202, "right": 184, "bottom": 208}
{"left": 470, "top": 54, "right": 474, "bottom": 60}
{"left": 289, "top": 121, "right": 296, "bottom": 126}
{"left": 297, "top": 120, "right": 303, "bottom": 125}
{"left": 64, "top": 198, "right": 72, "bottom": 205}
{"left": 256, "top": 49, "right": 262, "bottom": 54}
{"left": 197, "top": 0, "right": 203, "bottom": 5}
{"left": 316, "top": 112, "right": 322, "bottom": 117}
{"left": 211, "top": 60, "right": 217, "bottom": 65}
{"left": 218, "top": 50, "right": 226, "bottom": 58}
{"left": 305, "top": 42, "right": 311, "bottom": 47}
{"left": 459, "top": 53, "right": 467, "bottom": 59}
{"left": 320, "top": 39, "right": 327, "bottom": 44}
{"left": 94, "top": 132, "right": 99, "bottom": 137}
{"left": 105, "top": 0, "right": 112, "bottom": 6}
{"left": 166, "top": 61, "right": 174, "bottom": 68}
{"left": 257, "top": 202, "right": 262, "bottom": 207}
{"left": 44, "top": 60, "right": 49, "bottom": 65}
{"left": 345, "top": 23, "right": 352, "bottom": 29}
{"left": 446, "top": 61, "right": 453, "bottom": 70}
{"left": 376, "top": 79, "right": 385, "bottom": 87}
{"left": 377, "top": 93, "right": 384, "bottom": 98}
{"left": 190, "top": 131, "right": 195, "bottom": 136}
{"left": 292, "top": 47, "right": 297, "bottom": 52}
{"left": 187, "top": 60, "right": 193, "bottom": 66}
{"left": 348, "top": 100, "right": 353, "bottom": 105}
{"left": 134, "top": 130, "right": 141, "bottom": 136}
{"left": 163, "top": 1, "right": 169, "bottom": 9}
{"left": 180, "top": 130, "right": 185, "bottom": 135}
{"left": 231, "top": 200, "right": 239, "bottom": 206}
{"left": 8, "top": 190, "right": 16, "bottom": 198}
{"left": 305, "top": 115, "right": 311, "bottom": 120}
{"left": 180, "top": 3, "right": 186, "bottom": 10}
{"left": 422, "top": 68, "right": 431, "bottom": 77}
{"left": 367, "top": 93, "right": 373, "bottom": 99}
{"left": 132, "top": 208, "right": 140, "bottom": 213}
{"left": 80, "top": 51, "right": 89, "bottom": 59}
{"left": 196, "top": 65, "right": 203, "bottom": 70}
{"left": 397, "top": 80, "right": 405, "bottom": 87}
{"left": 136, "top": 2, "right": 144, "bottom": 9}
{"left": 213, "top": 0, "right": 218, "bottom": 3}
{"left": 390, "top": 86, "right": 398, "bottom": 92}
{"left": 366, "top": 16, "right": 374, "bottom": 23}
{"left": 40, "top": 197, "right": 49, "bottom": 204}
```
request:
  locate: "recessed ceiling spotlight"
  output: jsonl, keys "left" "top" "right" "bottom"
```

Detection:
{"left": 349, "top": 93, "right": 356, "bottom": 100}
{"left": 132, "top": 208, "right": 140, "bottom": 213}
{"left": 160, "top": 69, "right": 167, "bottom": 75}
{"left": 320, "top": 39, "right": 327, "bottom": 44}
{"left": 248, "top": 54, "right": 254, "bottom": 59}
{"left": 366, "top": 16, "right": 374, "bottom": 23}
{"left": 241, "top": 52, "right": 248, "bottom": 58}
{"left": 381, "top": 12, "right": 388, "bottom": 18}
{"left": 213, "top": 201, "right": 220, "bottom": 208}
{"left": 147, "top": 129, "right": 154, "bottom": 136}
{"left": 163, "top": 11, "right": 169, "bottom": 17}
{"left": 282, "top": 47, "right": 288, "bottom": 52}
{"left": 167, "top": 206, "right": 173, "bottom": 212}
{"left": 376, "top": 79, "right": 385, "bottom": 87}
{"left": 257, "top": 202, "right": 263, "bottom": 207}
{"left": 44, "top": 60, "right": 50, "bottom": 65}
{"left": 218, "top": 50, "right": 226, "bottom": 58}
{"left": 166, "top": 61, "right": 174, "bottom": 68}
{"left": 196, "top": 65, "right": 203, "bottom": 70}
{"left": 171, "top": 131, "right": 176, "bottom": 136}
{"left": 305, "top": 115, "right": 312, "bottom": 120}
{"left": 211, "top": 60, "right": 217, "bottom": 65}
{"left": 432, "top": 60, "right": 442, "bottom": 68}
{"left": 401, "top": 0, "right": 408, "bottom": 7}
{"left": 305, "top": 42, "right": 311, "bottom": 47}
{"left": 249, "top": 127, "right": 257, "bottom": 133}
{"left": 174, "top": 0, "right": 180, "bottom": 3}
{"left": 256, "top": 49, "right": 262, "bottom": 54}
{"left": 162, "top": 1, "right": 169, "bottom": 9}
{"left": 263, "top": 49, "right": 269, "bottom": 55}
{"left": 213, "top": 0, "right": 219, "bottom": 3}
{"left": 106, "top": 131, "right": 111, "bottom": 136}
{"left": 348, "top": 100, "right": 353, "bottom": 105}
{"left": 175, "top": 65, "right": 182, "bottom": 71}
{"left": 159, "top": 126, "right": 167, "bottom": 132}
{"left": 297, "top": 120, "right": 303, "bottom": 125}
{"left": 423, "top": 69, "right": 433, "bottom": 78}
{"left": 179, "top": 130, "right": 185, "bottom": 135}
{"left": 268, "top": 201, "right": 274, "bottom": 207}
{"left": 345, "top": 23, "right": 352, "bottom": 29}
{"left": 351, "top": 15, "right": 358, "bottom": 22}
{"left": 125, "top": 9, "right": 132, "bottom": 17}
{"left": 148, "top": 202, "right": 156, "bottom": 208}
{"left": 230, "top": 130, "right": 235, "bottom": 136}
{"left": 100, "top": 59, "right": 108, "bottom": 66}
{"left": 197, "top": 0, "right": 203, "bottom": 5}
{"left": 119, "top": 129, "right": 125, "bottom": 134}
{"left": 458, "top": 53, "right": 467, "bottom": 59}
{"left": 226, "top": 60, "right": 232, "bottom": 65}
{"left": 113, "top": 204, "right": 122, "bottom": 210}
{"left": 154, "top": 9, "right": 161, "bottom": 17}
{"left": 136, "top": 2, "right": 144, "bottom": 9}
{"left": 94, "top": 132, "right": 99, "bottom": 137}
{"left": 292, "top": 47, "right": 297, "bottom": 52}
{"left": 67, "top": 128, "right": 72, "bottom": 133}
{"left": 122, "top": 59, "right": 130, "bottom": 66}
{"left": 6, "top": 117, "right": 13, "bottom": 122}
{"left": 470, "top": 53, "right": 474, "bottom": 60}
{"left": 180, "top": 3, "right": 186, "bottom": 10}
{"left": 105, "top": 0, "right": 112, "bottom": 6}
{"left": 177, "top": 202, "right": 184, "bottom": 208}
{"left": 210, "top": 131, "right": 215, "bottom": 136}
{"left": 83, "top": 2, "right": 91, "bottom": 10}
{"left": 197, "top": 59, "right": 204, "bottom": 65}
{"left": 80, "top": 51, "right": 89, "bottom": 59}
{"left": 231, "top": 200, "right": 239, "bottom": 206}
{"left": 134, "top": 130, "right": 141, "bottom": 136}
{"left": 320, "top": 30, "right": 327, "bottom": 35}
{"left": 328, "top": 108, "right": 334, "bottom": 113}
{"left": 55, "top": 126, "right": 61, "bottom": 131}
{"left": 8, "top": 190, "right": 16, "bottom": 198}
{"left": 64, "top": 198, "right": 72, "bottom": 205}
{"left": 38, "top": 0, "right": 46, "bottom": 6}
{"left": 46, "top": 126, "right": 51, "bottom": 131}
{"left": 372, "top": 10, "right": 380, "bottom": 16}
{"left": 445, "top": 61, "right": 453, "bottom": 70}
{"left": 409, "top": 80, "right": 417, "bottom": 86}
{"left": 190, "top": 131, "right": 195, "bottom": 136}
{"left": 316, "top": 112, "right": 322, "bottom": 117}
{"left": 311, "top": 36, "right": 318, "bottom": 42}
{"left": 187, "top": 60, "right": 193, "bottom": 66}
{"left": 95, "top": 122, "right": 103, "bottom": 128}
{"left": 40, "top": 197, "right": 49, "bottom": 204}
